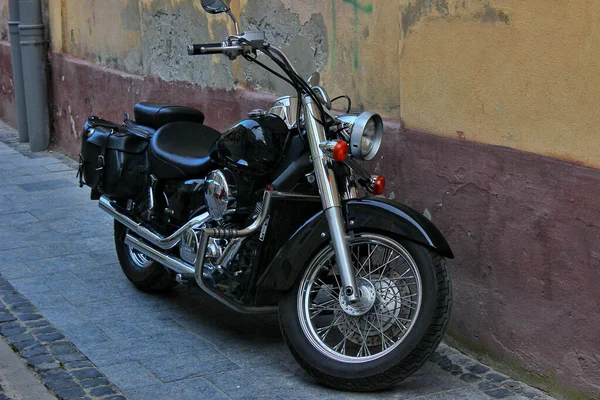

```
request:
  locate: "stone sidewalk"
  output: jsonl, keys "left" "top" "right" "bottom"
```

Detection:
{"left": 0, "top": 120, "right": 556, "bottom": 400}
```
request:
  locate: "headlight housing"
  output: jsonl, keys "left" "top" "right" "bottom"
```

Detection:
{"left": 338, "top": 112, "right": 383, "bottom": 160}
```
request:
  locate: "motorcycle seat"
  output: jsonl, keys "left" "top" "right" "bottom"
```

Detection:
{"left": 134, "top": 102, "right": 205, "bottom": 130}
{"left": 148, "top": 121, "right": 221, "bottom": 179}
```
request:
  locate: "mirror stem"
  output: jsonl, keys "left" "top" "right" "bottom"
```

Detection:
{"left": 227, "top": 10, "right": 240, "bottom": 35}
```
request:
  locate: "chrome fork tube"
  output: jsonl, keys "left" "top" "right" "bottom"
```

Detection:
{"left": 302, "top": 96, "right": 359, "bottom": 302}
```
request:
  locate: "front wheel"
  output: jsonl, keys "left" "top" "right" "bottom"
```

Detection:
{"left": 278, "top": 232, "right": 452, "bottom": 391}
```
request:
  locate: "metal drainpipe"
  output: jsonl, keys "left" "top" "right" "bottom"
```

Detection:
{"left": 18, "top": 0, "right": 50, "bottom": 152}
{"left": 7, "top": 0, "right": 28, "bottom": 142}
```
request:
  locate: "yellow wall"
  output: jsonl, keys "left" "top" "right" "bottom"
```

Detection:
{"left": 2, "top": 0, "right": 600, "bottom": 167}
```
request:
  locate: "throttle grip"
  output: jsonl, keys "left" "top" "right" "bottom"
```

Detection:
{"left": 187, "top": 43, "right": 223, "bottom": 55}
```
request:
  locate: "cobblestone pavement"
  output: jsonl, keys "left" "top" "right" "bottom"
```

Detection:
{"left": 0, "top": 121, "right": 557, "bottom": 400}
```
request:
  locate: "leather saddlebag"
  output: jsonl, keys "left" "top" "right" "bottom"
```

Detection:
{"left": 78, "top": 116, "right": 149, "bottom": 200}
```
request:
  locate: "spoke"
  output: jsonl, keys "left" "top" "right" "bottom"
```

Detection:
{"left": 332, "top": 335, "right": 347, "bottom": 355}
{"left": 364, "top": 317, "right": 396, "bottom": 348}
{"left": 315, "top": 313, "right": 345, "bottom": 341}
{"left": 328, "top": 260, "right": 342, "bottom": 290}
{"left": 368, "top": 254, "right": 401, "bottom": 277}
{"left": 309, "top": 298, "right": 338, "bottom": 319}
{"left": 352, "top": 317, "right": 371, "bottom": 357}
{"left": 357, "top": 244, "right": 378, "bottom": 276}
{"left": 372, "top": 311, "right": 409, "bottom": 333}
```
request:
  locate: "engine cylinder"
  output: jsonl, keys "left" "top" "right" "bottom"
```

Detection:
{"left": 204, "top": 169, "right": 237, "bottom": 220}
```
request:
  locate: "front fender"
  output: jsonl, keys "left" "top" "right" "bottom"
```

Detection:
{"left": 257, "top": 198, "right": 453, "bottom": 291}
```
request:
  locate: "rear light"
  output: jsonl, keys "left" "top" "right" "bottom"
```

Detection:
{"left": 332, "top": 141, "right": 349, "bottom": 162}
{"left": 372, "top": 176, "right": 385, "bottom": 195}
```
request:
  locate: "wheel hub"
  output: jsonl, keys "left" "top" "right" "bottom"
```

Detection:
{"left": 339, "top": 277, "right": 376, "bottom": 316}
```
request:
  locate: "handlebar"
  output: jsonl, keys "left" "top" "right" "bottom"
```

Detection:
{"left": 187, "top": 43, "right": 224, "bottom": 55}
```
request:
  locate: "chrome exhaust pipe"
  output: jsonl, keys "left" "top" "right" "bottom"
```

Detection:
{"left": 124, "top": 234, "right": 195, "bottom": 275}
{"left": 99, "top": 195, "right": 211, "bottom": 249}
{"left": 124, "top": 233, "right": 277, "bottom": 314}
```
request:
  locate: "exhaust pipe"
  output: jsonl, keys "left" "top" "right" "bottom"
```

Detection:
{"left": 98, "top": 196, "right": 210, "bottom": 249}
{"left": 124, "top": 234, "right": 195, "bottom": 275}
{"left": 124, "top": 232, "right": 277, "bottom": 314}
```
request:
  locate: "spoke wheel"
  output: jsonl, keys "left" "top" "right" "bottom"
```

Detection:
{"left": 298, "top": 233, "right": 422, "bottom": 363}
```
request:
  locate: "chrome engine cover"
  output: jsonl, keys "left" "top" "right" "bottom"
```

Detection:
{"left": 204, "top": 169, "right": 236, "bottom": 220}
{"left": 179, "top": 228, "right": 200, "bottom": 264}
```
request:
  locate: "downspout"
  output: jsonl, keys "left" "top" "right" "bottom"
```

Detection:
{"left": 7, "top": 0, "right": 28, "bottom": 142}
{"left": 18, "top": 0, "right": 50, "bottom": 152}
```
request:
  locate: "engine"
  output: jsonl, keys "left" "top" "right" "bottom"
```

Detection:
{"left": 204, "top": 169, "right": 237, "bottom": 220}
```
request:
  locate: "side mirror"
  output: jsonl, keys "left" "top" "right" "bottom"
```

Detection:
{"left": 307, "top": 72, "right": 320, "bottom": 87}
{"left": 201, "top": 0, "right": 230, "bottom": 14}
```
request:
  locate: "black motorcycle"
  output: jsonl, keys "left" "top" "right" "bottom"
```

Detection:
{"left": 77, "top": 0, "right": 453, "bottom": 391}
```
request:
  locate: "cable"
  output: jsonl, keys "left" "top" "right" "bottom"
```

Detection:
{"left": 242, "top": 54, "right": 294, "bottom": 86}
{"left": 331, "top": 95, "right": 352, "bottom": 113}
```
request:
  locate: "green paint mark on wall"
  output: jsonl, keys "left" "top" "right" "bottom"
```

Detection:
{"left": 330, "top": 0, "right": 373, "bottom": 70}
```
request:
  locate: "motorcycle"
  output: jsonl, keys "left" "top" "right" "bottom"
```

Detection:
{"left": 77, "top": 0, "right": 453, "bottom": 391}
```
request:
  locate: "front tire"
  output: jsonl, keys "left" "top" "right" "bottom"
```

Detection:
{"left": 114, "top": 221, "right": 176, "bottom": 293}
{"left": 278, "top": 232, "right": 452, "bottom": 391}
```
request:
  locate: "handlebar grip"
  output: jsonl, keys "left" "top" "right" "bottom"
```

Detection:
{"left": 187, "top": 43, "right": 223, "bottom": 55}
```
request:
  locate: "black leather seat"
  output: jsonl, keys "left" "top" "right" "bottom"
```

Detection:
{"left": 148, "top": 121, "right": 221, "bottom": 179}
{"left": 134, "top": 102, "right": 205, "bottom": 130}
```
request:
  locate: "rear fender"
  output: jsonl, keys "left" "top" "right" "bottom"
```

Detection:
{"left": 257, "top": 198, "right": 453, "bottom": 292}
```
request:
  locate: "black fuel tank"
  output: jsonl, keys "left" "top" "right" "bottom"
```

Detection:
{"left": 211, "top": 113, "right": 289, "bottom": 176}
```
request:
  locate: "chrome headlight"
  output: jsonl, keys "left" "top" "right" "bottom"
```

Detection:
{"left": 338, "top": 112, "right": 383, "bottom": 160}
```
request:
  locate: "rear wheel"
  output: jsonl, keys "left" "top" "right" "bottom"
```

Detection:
{"left": 278, "top": 232, "right": 452, "bottom": 391}
{"left": 114, "top": 221, "right": 176, "bottom": 292}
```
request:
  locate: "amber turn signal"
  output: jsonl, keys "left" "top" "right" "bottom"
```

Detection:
{"left": 372, "top": 176, "right": 386, "bottom": 195}
{"left": 332, "top": 141, "right": 349, "bottom": 162}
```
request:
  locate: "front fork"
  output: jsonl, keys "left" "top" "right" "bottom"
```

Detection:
{"left": 302, "top": 96, "right": 359, "bottom": 302}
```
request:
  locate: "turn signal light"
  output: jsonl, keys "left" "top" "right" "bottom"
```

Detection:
{"left": 372, "top": 176, "right": 386, "bottom": 195}
{"left": 332, "top": 141, "right": 349, "bottom": 162}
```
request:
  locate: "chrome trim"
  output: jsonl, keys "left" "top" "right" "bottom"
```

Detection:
{"left": 99, "top": 196, "right": 211, "bottom": 249}
{"left": 268, "top": 96, "right": 298, "bottom": 129}
{"left": 271, "top": 191, "right": 320, "bottom": 201}
{"left": 125, "top": 234, "right": 276, "bottom": 314}
{"left": 124, "top": 234, "right": 194, "bottom": 274}
{"left": 302, "top": 96, "right": 359, "bottom": 302}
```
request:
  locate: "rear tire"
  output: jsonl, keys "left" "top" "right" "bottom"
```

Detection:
{"left": 278, "top": 232, "right": 452, "bottom": 391}
{"left": 114, "top": 221, "right": 176, "bottom": 293}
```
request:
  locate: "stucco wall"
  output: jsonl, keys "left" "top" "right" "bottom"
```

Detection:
{"left": 21, "top": 0, "right": 598, "bottom": 168}
{"left": 1, "top": 1, "right": 599, "bottom": 398}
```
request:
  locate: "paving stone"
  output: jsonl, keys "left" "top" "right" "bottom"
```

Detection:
{"left": 18, "top": 313, "right": 43, "bottom": 321}
{"left": 54, "top": 386, "right": 85, "bottom": 399}
{"left": 467, "top": 363, "right": 491, "bottom": 375}
{"left": 141, "top": 351, "right": 239, "bottom": 383}
{"left": 460, "top": 373, "right": 482, "bottom": 383}
{"left": 90, "top": 386, "right": 117, "bottom": 397}
{"left": 102, "top": 361, "right": 161, "bottom": 390}
{"left": 80, "top": 378, "right": 110, "bottom": 389}
{"left": 486, "top": 387, "right": 516, "bottom": 399}
{"left": 8, "top": 332, "right": 34, "bottom": 343}
{"left": 18, "top": 179, "right": 74, "bottom": 192}
{"left": 51, "top": 345, "right": 78, "bottom": 355}
{"left": 0, "top": 321, "right": 21, "bottom": 331}
{"left": 37, "top": 332, "right": 66, "bottom": 343}
{"left": 71, "top": 368, "right": 103, "bottom": 380}
{"left": 65, "top": 360, "right": 95, "bottom": 370}
{"left": 25, "top": 319, "right": 50, "bottom": 328}
{"left": 56, "top": 352, "right": 87, "bottom": 363}
{"left": 46, "top": 378, "right": 80, "bottom": 391}
{"left": 487, "top": 372, "right": 510, "bottom": 383}
{"left": 0, "top": 326, "right": 26, "bottom": 336}
{"left": 31, "top": 326, "right": 58, "bottom": 335}
{"left": 102, "top": 396, "right": 126, "bottom": 400}
{"left": 0, "top": 312, "right": 16, "bottom": 323}
{"left": 21, "top": 346, "right": 49, "bottom": 358}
